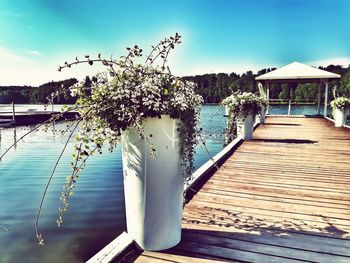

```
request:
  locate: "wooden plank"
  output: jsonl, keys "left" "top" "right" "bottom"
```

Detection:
{"left": 202, "top": 180, "right": 350, "bottom": 202}
{"left": 216, "top": 169, "right": 350, "bottom": 184}
{"left": 199, "top": 187, "right": 350, "bottom": 210}
{"left": 180, "top": 231, "right": 350, "bottom": 263}
{"left": 185, "top": 200, "right": 350, "bottom": 230}
{"left": 181, "top": 226, "right": 350, "bottom": 255}
{"left": 190, "top": 191, "right": 350, "bottom": 219}
{"left": 226, "top": 161, "right": 350, "bottom": 176}
{"left": 138, "top": 251, "right": 229, "bottom": 263}
{"left": 209, "top": 175, "right": 350, "bottom": 193}
{"left": 175, "top": 240, "right": 304, "bottom": 263}
{"left": 183, "top": 211, "right": 350, "bottom": 241}
{"left": 135, "top": 255, "right": 175, "bottom": 262}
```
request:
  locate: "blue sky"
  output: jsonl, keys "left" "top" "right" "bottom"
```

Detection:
{"left": 1, "top": 0, "right": 350, "bottom": 85}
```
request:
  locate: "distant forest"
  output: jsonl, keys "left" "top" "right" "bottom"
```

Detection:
{"left": 0, "top": 78, "right": 78, "bottom": 104}
{"left": 1, "top": 65, "right": 350, "bottom": 104}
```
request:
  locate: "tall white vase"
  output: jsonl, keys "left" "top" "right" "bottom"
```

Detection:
{"left": 237, "top": 114, "right": 255, "bottom": 140}
{"left": 121, "top": 115, "right": 183, "bottom": 251}
{"left": 334, "top": 108, "right": 346, "bottom": 127}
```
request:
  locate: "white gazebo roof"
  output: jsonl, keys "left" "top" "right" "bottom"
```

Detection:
{"left": 256, "top": 62, "right": 341, "bottom": 81}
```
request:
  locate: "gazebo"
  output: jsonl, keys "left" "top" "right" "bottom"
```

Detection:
{"left": 255, "top": 62, "right": 341, "bottom": 116}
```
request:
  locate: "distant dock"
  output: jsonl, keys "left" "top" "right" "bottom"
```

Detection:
{"left": 0, "top": 110, "right": 78, "bottom": 127}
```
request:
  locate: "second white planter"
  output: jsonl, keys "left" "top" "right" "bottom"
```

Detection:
{"left": 334, "top": 108, "right": 346, "bottom": 127}
{"left": 237, "top": 114, "right": 255, "bottom": 140}
{"left": 224, "top": 105, "right": 230, "bottom": 117}
{"left": 121, "top": 115, "right": 183, "bottom": 251}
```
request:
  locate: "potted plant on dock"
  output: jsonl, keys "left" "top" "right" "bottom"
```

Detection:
{"left": 331, "top": 97, "right": 350, "bottom": 127}
{"left": 39, "top": 34, "right": 202, "bottom": 250}
{"left": 222, "top": 91, "right": 262, "bottom": 141}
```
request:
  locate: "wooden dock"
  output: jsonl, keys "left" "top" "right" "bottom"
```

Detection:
{"left": 131, "top": 116, "right": 350, "bottom": 263}
{"left": 0, "top": 111, "right": 78, "bottom": 126}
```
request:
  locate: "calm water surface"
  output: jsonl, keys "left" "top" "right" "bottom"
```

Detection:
{"left": 0, "top": 104, "right": 226, "bottom": 263}
{"left": 269, "top": 104, "right": 329, "bottom": 115}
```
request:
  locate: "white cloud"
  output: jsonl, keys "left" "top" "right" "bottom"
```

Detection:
{"left": 27, "top": 50, "right": 42, "bottom": 56}
{"left": 0, "top": 47, "right": 105, "bottom": 86}
{"left": 0, "top": 47, "right": 32, "bottom": 65}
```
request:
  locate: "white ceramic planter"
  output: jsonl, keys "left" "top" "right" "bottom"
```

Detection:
{"left": 334, "top": 108, "right": 346, "bottom": 127}
{"left": 224, "top": 105, "right": 230, "bottom": 117}
{"left": 237, "top": 114, "right": 255, "bottom": 140}
{"left": 260, "top": 106, "right": 266, "bottom": 124}
{"left": 121, "top": 115, "right": 183, "bottom": 251}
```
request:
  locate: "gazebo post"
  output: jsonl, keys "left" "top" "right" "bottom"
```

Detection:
{"left": 317, "top": 80, "right": 322, "bottom": 115}
{"left": 323, "top": 79, "right": 329, "bottom": 117}
{"left": 266, "top": 82, "right": 270, "bottom": 114}
{"left": 288, "top": 86, "right": 292, "bottom": 116}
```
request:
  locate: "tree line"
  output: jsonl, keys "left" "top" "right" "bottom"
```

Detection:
{"left": 0, "top": 78, "right": 78, "bottom": 104}
{"left": 1, "top": 65, "right": 350, "bottom": 104}
{"left": 184, "top": 64, "right": 350, "bottom": 103}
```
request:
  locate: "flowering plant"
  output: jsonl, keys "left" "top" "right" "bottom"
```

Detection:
{"left": 221, "top": 91, "right": 263, "bottom": 145}
{"left": 28, "top": 34, "right": 202, "bottom": 244}
{"left": 258, "top": 96, "right": 269, "bottom": 108}
{"left": 221, "top": 91, "right": 262, "bottom": 119}
{"left": 330, "top": 97, "right": 350, "bottom": 111}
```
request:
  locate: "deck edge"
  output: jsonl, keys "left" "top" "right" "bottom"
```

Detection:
{"left": 86, "top": 231, "right": 134, "bottom": 263}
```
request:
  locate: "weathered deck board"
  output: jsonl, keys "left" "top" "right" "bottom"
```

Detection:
{"left": 133, "top": 117, "right": 350, "bottom": 262}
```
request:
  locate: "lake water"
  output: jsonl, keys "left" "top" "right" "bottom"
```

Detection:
{"left": 0, "top": 104, "right": 227, "bottom": 263}
{"left": 268, "top": 104, "right": 331, "bottom": 115}
{"left": 0, "top": 103, "right": 344, "bottom": 262}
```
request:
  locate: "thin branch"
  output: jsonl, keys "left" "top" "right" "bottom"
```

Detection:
{"left": 59, "top": 59, "right": 120, "bottom": 72}
{"left": 196, "top": 127, "right": 219, "bottom": 171}
{"left": 55, "top": 141, "right": 83, "bottom": 227}
{"left": 161, "top": 43, "right": 174, "bottom": 70}
{"left": 145, "top": 42, "right": 163, "bottom": 64}
{"left": 35, "top": 119, "right": 81, "bottom": 245}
